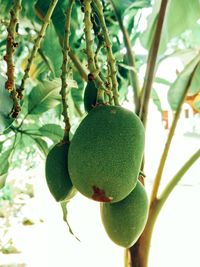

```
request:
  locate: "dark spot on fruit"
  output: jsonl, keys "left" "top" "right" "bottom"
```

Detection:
{"left": 92, "top": 186, "right": 112, "bottom": 202}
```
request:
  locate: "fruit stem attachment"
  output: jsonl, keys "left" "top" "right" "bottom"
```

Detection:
{"left": 139, "top": 0, "right": 169, "bottom": 127}
{"left": 17, "top": 0, "right": 58, "bottom": 99}
{"left": 150, "top": 59, "right": 200, "bottom": 204}
{"left": 83, "top": 0, "right": 105, "bottom": 104}
{"left": 60, "top": 0, "right": 74, "bottom": 142}
{"left": 4, "top": 0, "right": 22, "bottom": 118}
{"left": 93, "top": 0, "right": 120, "bottom": 106}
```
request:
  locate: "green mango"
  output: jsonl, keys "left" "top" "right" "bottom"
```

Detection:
{"left": 83, "top": 79, "right": 97, "bottom": 112}
{"left": 68, "top": 105, "right": 145, "bottom": 203}
{"left": 100, "top": 181, "right": 149, "bottom": 248}
{"left": 45, "top": 141, "right": 76, "bottom": 202}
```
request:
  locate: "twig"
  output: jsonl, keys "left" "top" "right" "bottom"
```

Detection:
{"left": 93, "top": 0, "right": 120, "bottom": 105}
{"left": 83, "top": 0, "right": 105, "bottom": 103}
{"left": 139, "top": 0, "right": 169, "bottom": 127}
{"left": 157, "top": 149, "right": 200, "bottom": 212}
{"left": 60, "top": 0, "right": 74, "bottom": 141}
{"left": 150, "top": 59, "right": 200, "bottom": 203}
{"left": 17, "top": 0, "right": 58, "bottom": 99}
{"left": 69, "top": 50, "right": 88, "bottom": 81}
{"left": 4, "top": 0, "right": 22, "bottom": 118}
{"left": 110, "top": 0, "right": 140, "bottom": 112}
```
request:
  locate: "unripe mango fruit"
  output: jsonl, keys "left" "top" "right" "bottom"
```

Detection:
{"left": 68, "top": 105, "right": 145, "bottom": 202}
{"left": 45, "top": 142, "right": 76, "bottom": 202}
{"left": 100, "top": 181, "right": 148, "bottom": 248}
{"left": 83, "top": 79, "right": 97, "bottom": 112}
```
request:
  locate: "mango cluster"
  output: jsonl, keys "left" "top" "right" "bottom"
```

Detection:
{"left": 45, "top": 105, "right": 149, "bottom": 247}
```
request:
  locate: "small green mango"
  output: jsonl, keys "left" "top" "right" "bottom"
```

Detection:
{"left": 83, "top": 79, "right": 97, "bottom": 112}
{"left": 45, "top": 142, "right": 76, "bottom": 202}
{"left": 68, "top": 105, "right": 145, "bottom": 202}
{"left": 100, "top": 181, "right": 149, "bottom": 248}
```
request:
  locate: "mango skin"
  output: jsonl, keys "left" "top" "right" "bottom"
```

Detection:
{"left": 45, "top": 142, "right": 76, "bottom": 202}
{"left": 83, "top": 79, "right": 97, "bottom": 112}
{"left": 100, "top": 181, "right": 149, "bottom": 248}
{"left": 68, "top": 105, "right": 145, "bottom": 203}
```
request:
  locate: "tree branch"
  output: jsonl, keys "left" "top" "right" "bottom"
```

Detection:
{"left": 139, "top": 0, "right": 169, "bottom": 127}
{"left": 17, "top": 0, "right": 58, "bottom": 99}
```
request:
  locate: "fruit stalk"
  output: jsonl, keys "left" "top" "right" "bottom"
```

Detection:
{"left": 17, "top": 0, "right": 58, "bottom": 99}
{"left": 83, "top": 0, "right": 105, "bottom": 103}
{"left": 93, "top": 0, "right": 120, "bottom": 106}
{"left": 60, "top": 0, "right": 75, "bottom": 141}
{"left": 139, "top": 0, "right": 169, "bottom": 127}
{"left": 131, "top": 148, "right": 200, "bottom": 267}
{"left": 109, "top": 0, "right": 140, "bottom": 113}
{"left": 4, "top": 0, "right": 22, "bottom": 117}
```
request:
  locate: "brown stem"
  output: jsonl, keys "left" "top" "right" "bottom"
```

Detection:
{"left": 4, "top": 0, "right": 22, "bottom": 118}
{"left": 139, "top": 0, "right": 169, "bottom": 127}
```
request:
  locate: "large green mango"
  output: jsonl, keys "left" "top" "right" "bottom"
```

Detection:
{"left": 45, "top": 142, "right": 76, "bottom": 202}
{"left": 100, "top": 181, "right": 149, "bottom": 248}
{"left": 68, "top": 105, "right": 145, "bottom": 202}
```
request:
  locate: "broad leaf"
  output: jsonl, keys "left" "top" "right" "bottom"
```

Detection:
{"left": 28, "top": 79, "right": 61, "bottom": 115}
{"left": 141, "top": 0, "right": 200, "bottom": 54}
{"left": 151, "top": 89, "right": 162, "bottom": 112}
{"left": 39, "top": 124, "right": 63, "bottom": 143}
{"left": 35, "top": 0, "right": 67, "bottom": 38}
{"left": 0, "top": 173, "right": 8, "bottom": 189}
{"left": 0, "top": 74, "right": 14, "bottom": 133}
{"left": 33, "top": 137, "right": 49, "bottom": 157}
{"left": 41, "top": 24, "right": 63, "bottom": 78}
{"left": 188, "top": 62, "right": 200, "bottom": 96}
{"left": 0, "top": 148, "right": 13, "bottom": 189}
{"left": 168, "top": 54, "right": 200, "bottom": 111}
{"left": 110, "top": 0, "right": 150, "bottom": 17}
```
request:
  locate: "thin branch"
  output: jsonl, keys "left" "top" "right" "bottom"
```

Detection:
{"left": 4, "top": 0, "right": 22, "bottom": 118}
{"left": 157, "top": 149, "right": 200, "bottom": 211}
{"left": 139, "top": 0, "right": 169, "bottom": 127}
{"left": 68, "top": 50, "right": 88, "bottom": 82}
{"left": 93, "top": 0, "right": 119, "bottom": 105}
{"left": 17, "top": 0, "right": 58, "bottom": 99}
{"left": 110, "top": 0, "right": 140, "bottom": 113}
{"left": 60, "top": 0, "right": 75, "bottom": 141}
{"left": 150, "top": 60, "right": 200, "bottom": 203}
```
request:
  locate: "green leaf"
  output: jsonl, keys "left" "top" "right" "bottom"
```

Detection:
{"left": 0, "top": 74, "right": 14, "bottom": 133}
{"left": 141, "top": 0, "right": 200, "bottom": 54}
{"left": 41, "top": 24, "right": 63, "bottom": 78}
{"left": 35, "top": 0, "right": 67, "bottom": 38}
{"left": 188, "top": 62, "right": 200, "bottom": 96}
{"left": 168, "top": 54, "right": 200, "bottom": 111}
{"left": 33, "top": 137, "right": 49, "bottom": 157}
{"left": 0, "top": 148, "right": 13, "bottom": 188}
{"left": 39, "top": 124, "right": 63, "bottom": 142}
{"left": 111, "top": 0, "right": 150, "bottom": 17}
{"left": 28, "top": 79, "right": 61, "bottom": 115}
{"left": 0, "top": 173, "right": 8, "bottom": 189}
{"left": 151, "top": 89, "right": 162, "bottom": 113}
{"left": 155, "top": 77, "right": 171, "bottom": 86}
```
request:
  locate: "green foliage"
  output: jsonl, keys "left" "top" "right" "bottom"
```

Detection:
{"left": 68, "top": 105, "right": 145, "bottom": 203}
{"left": 141, "top": 0, "right": 200, "bottom": 54}
{"left": 168, "top": 54, "right": 200, "bottom": 110}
